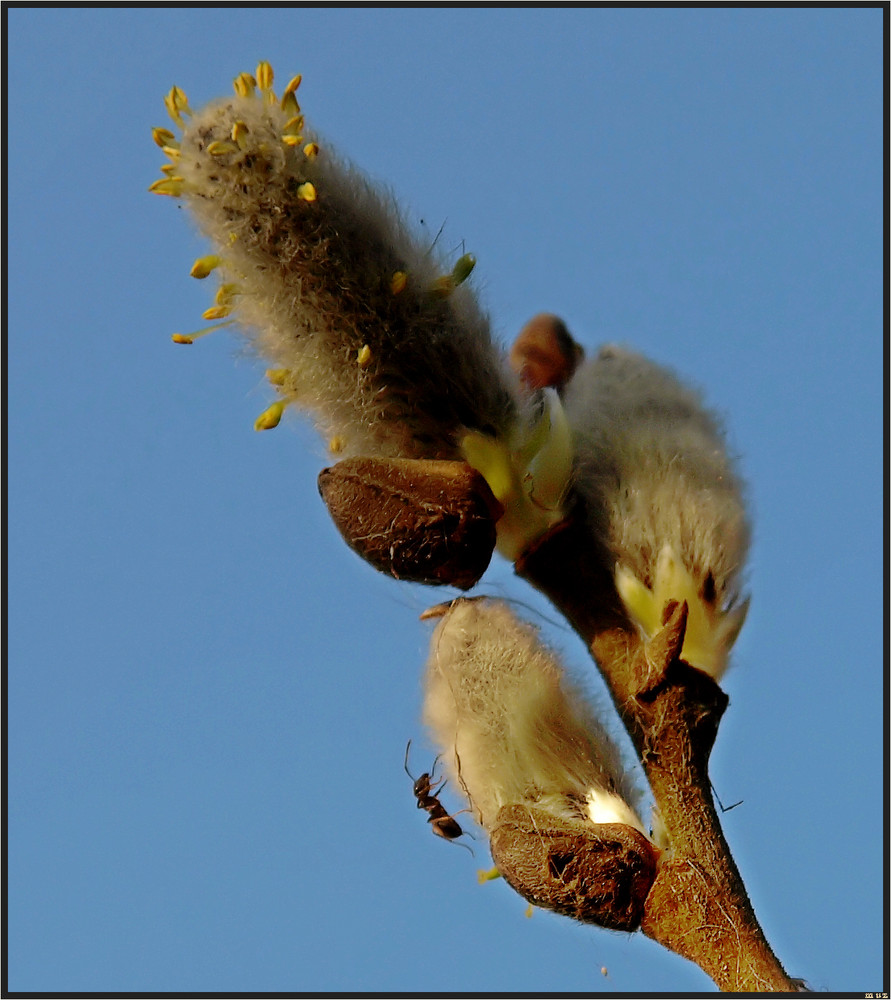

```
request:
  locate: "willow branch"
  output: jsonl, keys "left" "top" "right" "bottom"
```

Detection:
{"left": 516, "top": 514, "right": 795, "bottom": 992}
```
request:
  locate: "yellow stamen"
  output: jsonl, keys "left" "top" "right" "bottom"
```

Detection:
{"left": 190, "top": 255, "right": 223, "bottom": 279}
{"left": 152, "top": 127, "right": 178, "bottom": 149}
{"left": 163, "top": 86, "right": 192, "bottom": 127}
{"left": 201, "top": 305, "right": 232, "bottom": 321}
{"left": 256, "top": 61, "right": 274, "bottom": 91}
{"left": 206, "top": 140, "right": 239, "bottom": 156}
{"left": 233, "top": 72, "right": 257, "bottom": 98}
{"left": 148, "top": 177, "right": 184, "bottom": 196}
{"left": 170, "top": 320, "right": 235, "bottom": 345}
{"left": 280, "top": 90, "right": 300, "bottom": 117}
{"left": 525, "top": 905, "right": 534, "bottom": 919}
{"left": 171, "top": 86, "right": 191, "bottom": 112}
{"left": 215, "top": 283, "right": 240, "bottom": 305}
{"left": 282, "top": 135, "right": 303, "bottom": 147}
{"left": 161, "top": 146, "right": 181, "bottom": 160}
{"left": 329, "top": 435, "right": 345, "bottom": 454}
{"left": 255, "top": 401, "right": 286, "bottom": 431}
{"left": 266, "top": 369, "right": 289, "bottom": 386}
{"left": 303, "top": 142, "right": 319, "bottom": 160}
{"left": 452, "top": 253, "right": 477, "bottom": 285}
{"left": 163, "top": 100, "right": 181, "bottom": 127}
{"left": 160, "top": 163, "right": 176, "bottom": 175}
{"left": 297, "top": 182, "right": 317, "bottom": 202}
{"left": 284, "top": 74, "right": 303, "bottom": 94}
{"left": 282, "top": 115, "right": 305, "bottom": 136}
{"left": 357, "top": 345, "right": 372, "bottom": 368}
{"left": 231, "top": 121, "right": 249, "bottom": 149}
{"left": 390, "top": 271, "right": 408, "bottom": 294}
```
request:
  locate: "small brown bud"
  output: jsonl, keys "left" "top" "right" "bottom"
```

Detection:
{"left": 318, "top": 458, "right": 503, "bottom": 590}
{"left": 509, "top": 314, "right": 584, "bottom": 392}
{"left": 489, "top": 805, "right": 659, "bottom": 931}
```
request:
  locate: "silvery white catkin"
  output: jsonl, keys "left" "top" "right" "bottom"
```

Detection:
{"left": 563, "top": 345, "right": 751, "bottom": 678}
{"left": 174, "top": 92, "right": 519, "bottom": 459}
{"left": 423, "top": 598, "right": 647, "bottom": 836}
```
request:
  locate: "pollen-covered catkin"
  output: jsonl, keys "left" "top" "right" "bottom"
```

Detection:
{"left": 423, "top": 597, "right": 645, "bottom": 834}
{"left": 563, "top": 345, "right": 751, "bottom": 677}
{"left": 166, "top": 79, "right": 518, "bottom": 459}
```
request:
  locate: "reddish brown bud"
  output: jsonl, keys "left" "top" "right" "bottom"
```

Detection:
{"left": 489, "top": 805, "right": 659, "bottom": 931}
{"left": 318, "top": 458, "right": 503, "bottom": 590}
{"left": 509, "top": 314, "right": 584, "bottom": 392}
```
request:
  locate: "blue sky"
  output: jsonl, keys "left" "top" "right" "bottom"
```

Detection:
{"left": 7, "top": 6, "right": 884, "bottom": 994}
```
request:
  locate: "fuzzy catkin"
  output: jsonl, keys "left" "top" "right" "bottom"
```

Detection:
{"left": 563, "top": 345, "right": 751, "bottom": 675}
{"left": 176, "top": 94, "right": 519, "bottom": 459}
{"left": 423, "top": 598, "right": 645, "bottom": 835}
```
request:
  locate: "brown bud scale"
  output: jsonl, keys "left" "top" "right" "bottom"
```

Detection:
{"left": 489, "top": 805, "right": 659, "bottom": 931}
{"left": 318, "top": 457, "right": 503, "bottom": 590}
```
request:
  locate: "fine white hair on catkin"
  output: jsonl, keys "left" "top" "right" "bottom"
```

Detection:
{"left": 563, "top": 345, "right": 751, "bottom": 677}
{"left": 423, "top": 598, "right": 646, "bottom": 835}
{"left": 176, "top": 95, "right": 519, "bottom": 459}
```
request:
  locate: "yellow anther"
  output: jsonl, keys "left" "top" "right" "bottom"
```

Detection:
{"left": 282, "top": 115, "right": 305, "bottom": 136}
{"left": 451, "top": 253, "right": 477, "bottom": 285}
{"left": 206, "top": 140, "right": 239, "bottom": 156}
{"left": 525, "top": 905, "right": 534, "bottom": 919}
{"left": 282, "top": 134, "right": 303, "bottom": 147}
{"left": 190, "top": 255, "right": 223, "bottom": 279}
{"left": 151, "top": 127, "right": 177, "bottom": 149}
{"left": 297, "top": 182, "right": 317, "bottom": 202}
{"left": 280, "top": 90, "right": 300, "bottom": 117}
{"left": 284, "top": 74, "right": 303, "bottom": 94}
{"left": 390, "top": 271, "right": 408, "bottom": 294}
{"left": 357, "top": 345, "right": 372, "bottom": 368}
{"left": 231, "top": 121, "right": 249, "bottom": 149}
{"left": 303, "top": 142, "right": 319, "bottom": 160}
{"left": 163, "top": 96, "right": 183, "bottom": 127}
{"left": 161, "top": 146, "right": 181, "bottom": 161}
{"left": 256, "top": 61, "right": 274, "bottom": 91}
{"left": 255, "top": 401, "right": 286, "bottom": 431}
{"left": 171, "top": 86, "right": 190, "bottom": 112}
{"left": 163, "top": 86, "right": 192, "bottom": 127}
{"left": 266, "top": 368, "right": 289, "bottom": 386}
{"left": 148, "top": 177, "right": 184, "bottom": 196}
{"left": 201, "top": 305, "right": 232, "bottom": 321}
{"left": 171, "top": 320, "right": 235, "bottom": 345}
{"left": 264, "top": 88, "right": 278, "bottom": 106}
{"left": 329, "top": 435, "right": 345, "bottom": 454}
{"left": 215, "top": 283, "right": 240, "bottom": 305}
{"left": 233, "top": 72, "right": 256, "bottom": 98}
{"left": 160, "top": 163, "right": 177, "bottom": 175}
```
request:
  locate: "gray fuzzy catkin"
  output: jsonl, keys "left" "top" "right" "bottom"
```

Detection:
{"left": 175, "top": 93, "right": 519, "bottom": 459}
{"left": 423, "top": 598, "right": 646, "bottom": 835}
{"left": 563, "top": 345, "right": 750, "bottom": 675}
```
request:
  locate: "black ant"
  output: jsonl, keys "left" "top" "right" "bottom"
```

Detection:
{"left": 404, "top": 740, "right": 473, "bottom": 854}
